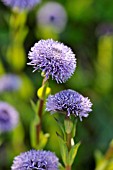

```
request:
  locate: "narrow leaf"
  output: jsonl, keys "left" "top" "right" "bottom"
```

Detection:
{"left": 54, "top": 117, "right": 66, "bottom": 140}
{"left": 30, "top": 100, "right": 37, "bottom": 113}
{"left": 35, "top": 132, "right": 49, "bottom": 150}
{"left": 72, "top": 119, "right": 77, "bottom": 138}
{"left": 68, "top": 141, "right": 81, "bottom": 166}
{"left": 59, "top": 163, "right": 65, "bottom": 170}
{"left": 30, "top": 115, "right": 40, "bottom": 148}
{"left": 58, "top": 137, "right": 68, "bottom": 166}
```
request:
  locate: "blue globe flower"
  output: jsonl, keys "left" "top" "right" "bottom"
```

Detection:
{"left": 0, "top": 74, "right": 22, "bottom": 92}
{"left": 11, "top": 150, "right": 59, "bottom": 170}
{"left": 0, "top": 102, "right": 19, "bottom": 132}
{"left": 2, "top": 0, "right": 41, "bottom": 10}
{"left": 28, "top": 39, "right": 76, "bottom": 83}
{"left": 46, "top": 89, "right": 92, "bottom": 121}
{"left": 37, "top": 2, "right": 67, "bottom": 33}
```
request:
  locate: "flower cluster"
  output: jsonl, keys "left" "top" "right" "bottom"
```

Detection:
{"left": 0, "top": 74, "right": 22, "bottom": 92}
{"left": 37, "top": 2, "right": 67, "bottom": 33}
{"left": 46, "top": 89, "right": 92, "bottom": 121}
{"left": 2, "top": 0, "right": 41, "bottom": 10}
{"left": 0, "top": 102, "right": 19, "bottom": 132}
{"left": 11, "top": 150, "right": 59, "bottom": 170}
{"left": 28, "top": 39, "right": 76, "bottom": 83}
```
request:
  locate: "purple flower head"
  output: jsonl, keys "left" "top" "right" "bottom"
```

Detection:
{"left": 37, "top": 2, "right": 67, "bottom": 33}
{"left": 0, "top": 74, "right": 22, "bottom": 92}
{"left": 2, "top": 0, "right": 41, "bottom": 10}
{"left": 0, "top": 102, "right": 19, "bottom": 133}
{"left": 11, "top": 150, "right": 59, "bottom": 170}
{"left": 28, "top": 39, "right": 76, "bottom": 83}
{"left": 46, "top": 89, "right": 92, "bottom": 121}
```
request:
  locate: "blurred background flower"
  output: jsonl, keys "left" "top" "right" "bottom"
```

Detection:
{"left": 37, "top": 1, "right": 67, "bottom": 34}
{"left": 1, "top": 0, "right": 41, "bottom": 10}
{"left": 0, "top": 74, "right": 22, "bottom": 92}
{"left": 95, "top": 22, "right": 113, "bottom": 37}
{"left": 0, "top": 101, "right": 19, "bottom": 133}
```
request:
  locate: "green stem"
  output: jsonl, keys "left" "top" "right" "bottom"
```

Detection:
{"left": 65, "top": 116, "right": 72, "bottom": 170}
{"left": 36, "top": 99, "right": 44, "bottom": 144}
{"left": 65, "top": 165, "right": 71, "bottom": 170}
{"left": 36, "top": 77, "right": 48, "bottom": 144}
{"left": 66, "top": 132, "right": 71, "bottom": 151}
{"left": 65, "top": 131, "right": 72, "bottom": 170}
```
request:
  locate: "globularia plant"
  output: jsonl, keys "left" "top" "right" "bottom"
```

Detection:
{"left": 46, "top": 89, "right": 92, "bottom": 121}
{"left": 46, "top": 89, "right": 92, "bottom": 170}
{"left": 11, "top": 150, "right": 59, "bottom": 170}
{"left": 27, "top": 38, "right": 92, "bottom": 170}
{"left": 27, "top": 38, "right": 76, "bottom": 149}
{"left": 10, "top": 38, "right": 92, "bottom": 170}
{"left": 28, "top": 39, "right": 76, "bottom": 83}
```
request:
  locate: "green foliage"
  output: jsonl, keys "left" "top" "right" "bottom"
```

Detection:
{"left": 68, "top": 142, "right": 81, "bottom": 166}
{"left": 0, "top": 0, "right": 113, "bottom": 169}
{"left": 58, "top": 136, "right": 68, "bottom": 166}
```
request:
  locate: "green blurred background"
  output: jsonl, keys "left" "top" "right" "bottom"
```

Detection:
{"left": 0, "top": 0, "right": 113, "bottom": 169}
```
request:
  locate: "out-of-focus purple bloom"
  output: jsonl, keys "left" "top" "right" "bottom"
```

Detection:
{"left": 37, "top": 2, "right": 67, "bottom": 33}
{"left": 28, "top": 39, "right": 76, "bottom": 83}
{"left": 46, "top": 89, "right": 92, "bottom": 121}
{"left": 0, "top": 74, "right": 22, "bottom": 92}
{"left": 2, "top": 0, "right": 41, "bottom": 10}
{"left": 95, "top": 23, "right": 113, "bottom": 37}
{"left": 11, "top": 150, "right": 59, "bottom": 170}
{"left": 0, "top": 102, "right": 19, "bottom": 132}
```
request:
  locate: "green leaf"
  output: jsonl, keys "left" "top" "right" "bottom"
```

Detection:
{"left": 12, "top": 123, "right": 25, "bottom": 154}
{"left": 30, "top": 115, "right": 40, "bottom": 148}
{"left": 58, "top": 136, "right": 68, "bottom": 166}
{"left": 35, "top": 132, "right": 49, "bottom": 150}
{"left": 64, "top": 119, "right": 73, "bottom": 134}
{"left": 68, "top": 141, "right": 81, "bottom": 166}
{"left": 72, "top": 118, "right": 77, "bottom": 138}
{"left": 59, "top": 163, "right": 65, "bottom": 170}
{"left": 95, "top": 160, "right": 108, "bottom": 170}
{"left": 95, "top": 150, "right": 104, "bottom": 165}
{"left": 54, "top": 117, "right": 66, "bottom": 140}
{"left": 30, "top": 100, "right": 37, "bottom": 114}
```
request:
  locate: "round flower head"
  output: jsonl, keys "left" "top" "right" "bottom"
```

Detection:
{"left": 2, "top": 0, "right": 41, "bottom": 10}
{"left": 28, "top": 39, "right": 76, "bottom": 83}
{"left": 0, "top": 102, "right": 19, "bottom": 133}
{"left": 11, "top": 150, "right": 59, "bottom": 170}
{"left": 46, "top": 89, "right": 92, "bottom": 121}
{"left": 37, "top": 2, "right": 67, "bottom": 33}
{"left": 0, "top": 74, "right": 22, "bottom": 92}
